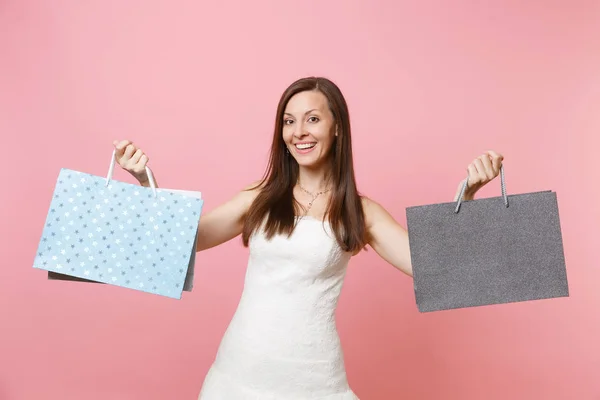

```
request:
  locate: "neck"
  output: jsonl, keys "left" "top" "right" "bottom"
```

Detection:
{"left": 297, "top": 165, "right": 332, "bottom": 193}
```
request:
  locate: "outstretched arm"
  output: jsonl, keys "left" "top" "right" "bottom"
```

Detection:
{"left": 194, "top": 183, "right": 259, "bottom": 252}
{"left": 113, "top": 140, "right": 261, "bottom": 253}
{"left": 363, "top": 197, "right": 414, "bottom": 276}
{"left": 364, "top": 150, "right": 504, "bottom": 277}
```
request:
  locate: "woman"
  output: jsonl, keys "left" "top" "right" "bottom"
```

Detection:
{"left": 114, "top": 76, "right": 503, "bottom": 399}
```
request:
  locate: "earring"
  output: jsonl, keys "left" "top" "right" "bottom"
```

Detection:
{"left": 286, "top": 147, "right": 290, "bottom": 155}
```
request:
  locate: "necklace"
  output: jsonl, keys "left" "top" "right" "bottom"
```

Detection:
{"left": 297, "top": 183, "right": 331, "bottom": 218}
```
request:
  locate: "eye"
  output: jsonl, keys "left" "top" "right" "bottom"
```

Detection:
{"left": 307, "top": 116, "right": 319, "bottom": 123}
{"left": 284, "top": 119, "right": 294, "bottom": 125}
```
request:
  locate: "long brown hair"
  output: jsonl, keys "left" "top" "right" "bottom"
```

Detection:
{"left": 241, "top": 76, "right": 367, "bottom": 253}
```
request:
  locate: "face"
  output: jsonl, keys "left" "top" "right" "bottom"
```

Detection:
{"left": 282, "top": 90, "right": 337, "bottom": 169}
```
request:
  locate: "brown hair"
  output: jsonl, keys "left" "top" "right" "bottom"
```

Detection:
{"left": 241, "top": 76, "right": 367, "bottom": 253}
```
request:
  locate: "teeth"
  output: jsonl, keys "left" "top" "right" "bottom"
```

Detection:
{"left": 296, "top": 143, "right": 316, "bottom": 150}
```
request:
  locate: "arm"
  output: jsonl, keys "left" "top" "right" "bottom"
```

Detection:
{"left": 145, "top": 179, "right": 259, "bottom": 252}
{"left": 112, "top": 140, "right": 260, "bottom": 253}
{"left": 144, "top": 179, "right": 259, "bottom": 252}
{"left": 363, "top": 151, "right": 504, "bottom": 276}
{"left": 194, "top": 183, "right": 260, "bottom": 252}
{"left": 362, "top": 197, "right": 413, "bottom": 277}
{"left": 363, "top": 191, "right": 477, "bottom": 278}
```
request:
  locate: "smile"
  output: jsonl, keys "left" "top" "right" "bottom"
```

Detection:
{"left": 295, "top": 143, "right": 316, "bottom": 150}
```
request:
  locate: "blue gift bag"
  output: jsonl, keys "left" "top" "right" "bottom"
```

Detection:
{"left": 33, "top": 150, "right": 204, "bottom": 299}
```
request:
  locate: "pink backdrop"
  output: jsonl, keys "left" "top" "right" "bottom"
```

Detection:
{"left": 1, "top": 1, "right": 598, "bottom": 399}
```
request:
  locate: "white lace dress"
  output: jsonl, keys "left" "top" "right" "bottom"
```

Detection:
{"left": 198, "top": 217, "right": 360, "bottom": 399}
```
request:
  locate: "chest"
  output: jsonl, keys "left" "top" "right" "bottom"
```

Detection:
{"left": 293, "top": 187, "right": 331, "bottom": 220}
{"left": 248, "top": 219, "right": 351, "bottom": 280}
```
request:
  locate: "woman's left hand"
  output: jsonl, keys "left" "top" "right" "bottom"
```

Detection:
{"left": 462, "top": 150, "right": 504, "bottom": 199}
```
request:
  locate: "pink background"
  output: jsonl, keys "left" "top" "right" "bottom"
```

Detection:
{"left": 1, "top": 1, "right": 599, "bottom": 399}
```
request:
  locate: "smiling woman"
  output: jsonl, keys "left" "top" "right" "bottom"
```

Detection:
{"left": 242, "top": 78, "right": 368, "bottom": 257}
{"left": 113, "top": 76, "right": 503, "bottom": 399}
{"left": 284, "top": 96, "right": 335, "bottom": 161}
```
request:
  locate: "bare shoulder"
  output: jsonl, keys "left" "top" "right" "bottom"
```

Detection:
{"left": 360, "top": 196, "right": 392, "bottom": 229}
{"left": 217, "top": 180, "right": 263, "bottom": 216}
{"left": 359, "top": 196, "right": 412, "bottom": 276}
{"left": 243, "top": 179, "right": 265, "bottom": 192}
{"left": 195, "top": 179, "right": 264, "bottom": 251}
{"left": 239, "top": 179, "right": 264, "bottom": 204}
{"left": 206, "top": 179, "right": 263, "bottom": 218}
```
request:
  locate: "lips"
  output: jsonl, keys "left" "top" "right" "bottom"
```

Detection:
{"left": 295, "top": 142, "right": 316, "bottom": 150}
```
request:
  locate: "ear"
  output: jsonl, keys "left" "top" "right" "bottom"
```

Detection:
{"left": 335, "top": 125, "right": 339, "bottom": 137}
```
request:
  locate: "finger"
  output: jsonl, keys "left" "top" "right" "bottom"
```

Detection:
{"left": 138, "top": 154, "right": 149, "bottom": 168}
{"left": 486, "top": 150, "right": 503, "bottom": 172}
{"left": 129, "top": 154, "right": 149, "bottom": 178}
{"left": 486, "top": 150, "right": 504, "bottom": 161}
{"left": 114, "top": 140, "right": 132, "bottom": 152}
{"left": 132, "top": 154, "right": 149, "bottom": 174}
{"left": 123, "top": 144, "right": 136, "bottom": 160}
{"left": 473, "top": 158, "right": 489, "bottom": 181}
{"left": 476, "top": 157, "right": 494, "bottom": 179}
{"left": 467, "top": 164, "right": 479, "bottom": 187}
{"left": 478, "top": 155, "right": 496, "bottom": 179}
{"left": 130, "top": 149, "right": 144, "bottom": 165}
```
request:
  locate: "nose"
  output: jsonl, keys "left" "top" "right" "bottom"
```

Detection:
{"left": 293, "top": 121, "right": 308, "bottom": 139}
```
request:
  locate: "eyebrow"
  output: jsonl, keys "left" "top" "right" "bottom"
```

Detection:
{"left": 284, "top": 109, "right": 320, "bottom": 117}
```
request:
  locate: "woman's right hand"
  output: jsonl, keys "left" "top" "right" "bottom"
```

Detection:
{"left": 113, "top": 140, "right": 152, "bottom": 186}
